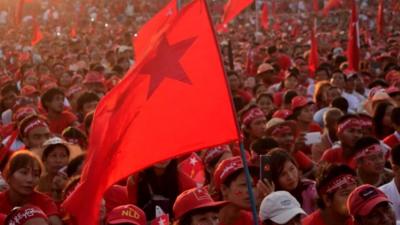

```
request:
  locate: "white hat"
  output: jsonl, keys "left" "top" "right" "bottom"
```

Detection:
{"left": 259, "top": 191, "right": 306, "bottom": 224}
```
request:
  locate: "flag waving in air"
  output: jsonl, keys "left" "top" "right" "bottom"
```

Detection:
{"left": 217, "top": 0, "right": 254, "bottom": 32}
{"left": 308, "top": 18, "right": 319, "bottom": 77}
{"left": 62, "top": 0, "right": 239, "bottom": 224}
{"left": 347, "top": 0, "right": 360, "bottom": 71}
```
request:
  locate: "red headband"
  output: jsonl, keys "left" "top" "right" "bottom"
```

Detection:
{"left": 271, "top": 125, "right": 292, "bottom": 136}
{"left": 242, "top": 108, "right": 265, "bottom": 126}
{"left": 321, "top": 174, "right": 357, "bottom": 195}
{"left": 354, "top": 144, "right": 382, "bottom": 160}
{"left": 7, "top": 206, "right": 48, "bottom": 225}
{"left": 337, "top": 118, "right": 361, "bottom": 134}
{"left": 23, "top": 119, "right": 48, "bottom": 136}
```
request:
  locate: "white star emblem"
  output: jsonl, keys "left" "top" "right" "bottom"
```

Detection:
{"left": 189, "top": 157, "right": 198, "bottom": 166}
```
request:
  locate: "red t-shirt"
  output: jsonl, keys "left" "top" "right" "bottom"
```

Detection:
{"left": 0, "top": 190, "right": 59, "bottom": 216}
{"left": 308, "top": 123, "right": 322, "bottom": 133}
{"left": 320, "top": 147, "right": 355, "bottom": 169}
{"left": 293, "top": 151, "right": 314, "bottom": 172}
{"left": 220, "top": 210, "right": 259, "bottom": 225}
{"left": 46, "top": 111, "right": 78, "bottom": 134}
{"left": 303, "top": 210, "right": 354, "bottom": 225}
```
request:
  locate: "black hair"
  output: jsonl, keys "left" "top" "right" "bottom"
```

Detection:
{"left": 283, "top": 90, "right": 298, "bottom": 106}
{"left": 391, "top": 107, "right": 400, "bottom": 126}
{"left": 251, "top": 137, "right": 279, "bottom": 155}
{"left": 373, "top": 102, "right": 394, "bottom": 137}
{"left": 368, "top": 79, "right": 389, "bottom": 89}
{"left": 391, "top": 145, "right": 400, "bottom": 166}
{"left": 40, "top": 87, "right": 65, "bottom": 111}
{"left": 353, "top": 136, "right": 380, "bottom": 156}
{"left": 66, "top": 153, "right": 86, "bottom": 177}
{"left": 267, "top": 148, "right": 298, "bottom": 190}
{"left": 268, "top": 46, "right": 277, "bottom": 55}
{"left": 331, "top": 97, "right": 348, "bottom": 114}
{"left": 1, "top": 83, "right": 19, "bottom": 96}
{"left": 315, "top": 164, "right": 356, "bottom": 209}
{"left": 76, "top": 91, "right": 100, "bottom": 113}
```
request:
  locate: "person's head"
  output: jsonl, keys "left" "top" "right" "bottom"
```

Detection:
{"left": 240, "top": 105, "right": 267, "bottom": 139}
{"left": 331, "top": 97, "right": 349, "bottom": 114}
{"left": 373, "top": 102, "right": 394, "bottom": 135}
{"left": 259, "top": 191, "right": 306, "bottom": 225}
{"left": 313, "top": 81, "right": 332, "bottom": 107}
{"left": 315, "top": 67, "right": 330, "bottom": 82}
{"left": 173, "top": 188, "right": 226, "bottom": 225}
{"left": 344, "top": 73, "right": 358, "bottom": 92}
{"left": 251, "top": 137, "right": 279, "bottom": 156}
{"left": 390, "top": 145, "right": 400, "bottom": 183}
{"left": 266, "top": 119, "right": 297, "bottom": 151}
{"left": 41, "top": 137, "right": 70, "bottom": 176}
{"left": 106, "top": 204, "right": 146, "bottom": 225}
{"left": 4, "top": 205, "right": 49, "bottom": 225}
{"left": 267, "top": 149, "right": 299, "bottom": 191}
{"left": 347, "top": 184, "right": 395, "bottom": 225}
{"left": 290, "top": 96, "right": 314, "bottom": 124}
{"left": 282, "top": 90, "right": 298, "bottom": 110}
{"left": 353, "top": 137, "right": 385, "bottom": 176}
{"left": 213, "top": 156, "right": 257, "bottom": 209}
{"left": 58, "top": 71, "right": 73, "bottom": 88}
{"left": 1, "top": 83, "right": 19, "bottom": 110}
{"left": 40, "top": 87, "right": 65, "bottom": 113}
{"left": 3, "top": 151, "right": 43, "bottom": 197}
{"left": 323, "top": 108, "right": 344, "bottom": 133}
{"left": 330, "top": 71, "right": 345, "bottom": 90}
{"left": 390, "top": 107, "right": 400, "bottom": 132}
{"left": 202, "top": 146, "right": 233, "bottom": 183}
{"left": 283, "top": 71, "right": 299, "bottom": 90}
{"left": 316, "top": 164, "right": 357, "bottom": 216}
{"left": 336, "top": 115, "right": 363, "bottom": 149}
{"left": 19, "top": 115, "right": 51, "bottom": 149}
{"left": 62, "top": 126, "right": 88, "bottom": 150}
{"left": 358, "top": 114, "right": 375, "bottom": 137}
{"left": 228, "top": 72, "right": 241, "bottom": 92}
{"left": 256, "top": 93, "right": 275, "bottom": 117}
{"left": 76, "top": 91, "right": 100, "bottom": 117}
{"left": 66, "top": 153, "right": 86, "bottom": 177}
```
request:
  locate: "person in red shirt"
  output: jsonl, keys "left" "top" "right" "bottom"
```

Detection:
{"left": 0, "top": 151, "right": 62, "bottom": 225}
{"left": 240, "top": 105, "right": 267, "bottom": 150}
{"left": 173, "top": 187, "right": 227, "bottom": 225}
{"left": 383, "top": 107, "right": 400, "bottom": 149}
{"left": 19, "top": 115, "right": 51, "bottom": 150}
{"left": 40, "top": 87, "right": 78, "bottom": 135}
{"left": 302, "top": 164, "right": 357, "bottom": 225}
{"left": 320, "top": 115, "right": 364, "bottom": 169}
{"left": 290, "top": 96, "right": 322, "bottom": 133}
{"left": 4, "top": 205, "right": 49, "bottom": 225}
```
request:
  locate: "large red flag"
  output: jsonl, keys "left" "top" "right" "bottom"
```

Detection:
{"left": 347, "top": 0, "right": 360, "bottom": 71}
{"left": 323, "top": 0, "right": 342, "bottom": 16}
{"left": 217, "top": 0, "right": 254, "bottom": 32}
{"left": 62, "top": 0, "right": 239, "bottom": 224}
{"left": 261, "top": 2, "right": 269, "bottom": 30}
{"left": 134, "top": 0, "right": 177, "bottom": 62}
{"left": 309, "top": 19, "right": 319, "bottom": 77}
{"left": 377, "top": 0, "right": 384, "bottom": 35}
{"left": 31, "top": 18, "right": 43, "bottom": 46}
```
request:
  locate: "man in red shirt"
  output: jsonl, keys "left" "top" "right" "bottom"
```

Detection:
{"left": 383, "top": 107, "right": 400, "bottom": 149}
{"left": 40, "top": 88, "right": 78, "bottom": 134}
{"left": 303, "top": 164, "right": 357, "bottom": 225}
{"left": 320, "top": 115, "right": 364, "bottom": 169}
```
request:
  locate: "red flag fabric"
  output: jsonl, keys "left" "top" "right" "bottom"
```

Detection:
{"left": 347, "top": 0, "right": 360, "bottom": 71}
{"left": 150, "top": 213, "right": 169, "bottom": 225}
{"left": 15, "top": 0, "right": 34, "bottom": 25}
{"left": 31, "top": 19, "right": 43, "bottom": 46}
{"left": 313, "top": 0, "right": 319, "bottom": 12}
{"left": 377, "top": 0, "right": 384, "bottom": 35}
{"left": 261, "top": 2, "right": 269, "bottom": 30}
{"left": 134, "top": 0, "right": 177, "bottom": 62}
{"left": 309, "top": 19, "right": 319, "bottom": 77}
{"left": 70, "top": 24, "right": 77, "bottom": 38}
{"left": 178, "top": 153, "right": 205, "bottom": 187}
{"left": 323, "top": 0, "right": 342, "bottom": 16}
{"left": 217, "top": 0, "right": 254, "bottom": 32}
{"left": 62, "top": 0, "right": 239, "bottom": 224}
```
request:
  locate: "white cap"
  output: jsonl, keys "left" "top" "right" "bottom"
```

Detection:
{"left": 259, "top": 191, "right": 306, "bottom": 224}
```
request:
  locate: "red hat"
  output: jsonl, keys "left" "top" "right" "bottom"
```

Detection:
{"left": 0, "top": 75, "right": 13, "bottom": 87}
{"left": 107, "top": 204, "right": 146, "bottom": 225}
{"left": 66, "top": 85, "right": 84, "bottom": 98}
{"left": 203, "top": 145, "right": 231, "bottom": 166}
{"left": 386, "top": 86, "right": 400, "bottom": 95}
{"left": 104, "top": 185, "right": 129, "bottom": 213}
{"left": 84, "top": 71, "right": 105, "bottom": 84}
{"left": 347, "top": 184, "right": 390, "bottom": 217}
{"left": 13, "top": 106, "right": 37, "bottom": 122}
{"left": 41, "top": 82, "right": 58, "bottom": 92}
{"left": 272, "top": 109, "right": 292, "bottom": 119}
{"left": 213, "top": 156, "right": 255, "bottom": 190}
{"left": 5, "top": 205, "right": 48, "bottom": 225}
{"left": 240, "top": 107, "right": 265, "bottom": 127}
{"left": 291, "top": 96, "right": 313, "bottom": 111}
{"left": 21, "top": 85, "right": 39, "bottom": 97}
{"left": 173, "top": 188, "right": 227, "bottom": 219}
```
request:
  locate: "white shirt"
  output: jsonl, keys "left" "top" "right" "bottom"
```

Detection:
{"left": 342, "top": 91, "right": 360, "bottom": 112}
{"left": 379, "top": 179, "right": 400, "bottom": 220}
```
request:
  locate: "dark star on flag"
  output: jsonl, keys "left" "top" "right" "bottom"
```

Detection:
{"left": 139, "top": 36, "right": 197, "bottom": 98}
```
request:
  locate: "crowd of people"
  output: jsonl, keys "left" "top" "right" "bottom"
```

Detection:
{"left": 0, "top": 0, "right": 400, "bottom": 224}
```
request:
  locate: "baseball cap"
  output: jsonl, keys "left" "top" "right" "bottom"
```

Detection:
{"left": 202, "top": 145, "right": 231, "bottom": 166}
{"left": 42, "top": 137, "right": 70, "bottom": 160}
{"left": 347, "top": 184, "right": 390, "bottom": 217}
{"left": 5, "top": 205, "right": 48, "bottom": 225}
{"left": 291, "top": 96, "right": 313, "bottom": 111}
{"left": 173, "top": 188, "right": 227, "bottom": 219}
{"left": 259, "top": 191, "right": 306, "bottom": 224}
{"left": 257, "top": 63, "right": 274, "bottom": 75}
{"left": 107, "top": 204, "right": 146, "bottom": 225}
{"left": 272, "top": 109, "right": 292, "bottom": 119}
{"left": 213, "top": 156, "right": 256, "bottom": 190}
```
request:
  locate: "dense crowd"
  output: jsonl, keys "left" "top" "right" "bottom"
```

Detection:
{"left": 0, "top": 0, "right": 400, "bottom": 225}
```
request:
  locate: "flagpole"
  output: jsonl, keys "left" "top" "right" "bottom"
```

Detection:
{"left": 255, "top": 0, "right": 260, "bottom": 34}
{"left": 177, "top": 0, "right": 182, "bottom": 10}
{"left": 202, "top": 1, "right": 259, "bottom": 225}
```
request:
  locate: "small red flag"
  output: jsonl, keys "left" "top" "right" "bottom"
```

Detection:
{"left": 261, "top": 2, "right": 269, "bottom": 30}
{"left": 347, "top": 0, "right": 360, "bottom": 71}
{"left": 313, "top": 0, "right": 319, "bottom": 12}
{"left": 134, "top": 0, "right": 177, "bottom": 62}
{"left": 178, "top": 153, "right": 205, "bottom": 187}
{"left": 217, "top": 0, "right": 254, "bottom": 32}
{"left": 70, "top": 24, "right": 77, "bottom": 38}
{"left": 377, "top": 0, "right": 384, "bottom": 35}
{"left": 150, "top": 207, "right": 169, "bottom": 225}
{"left": 31, "top": 19, "right": 43, "bottom": 46}
{"left": 62, "top": 0, "right": 239, "bottom": 224}
{"left": 323, "top": 0, "right": 342, "bottom": 16}
{"left": 309, "top": 19, "right": 319, "bottom": 77}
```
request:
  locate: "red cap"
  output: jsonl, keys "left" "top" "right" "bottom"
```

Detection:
{"left": 387, "top": 86, "right": 400, "bottom": 95}
{"left": 107, "top": 204, "right": 146, "bottom": 225}
{"left": 213, "top": 156, "right": 254, "bottom": 190}
{"left": 272, "top": 109, "right": 292, "bottom": 119}
{"left": 104, "top": 185, "right": 129, "bottom": 213}
{"left": 84, "top": 71, "right": 105, "bottom": 84}
{"left": 202, "top": 145, "right": 231, "bottom": 166}
{"left": 21, "top": 85, "right": 39, "bottom": 97}
{"left": 291, "top": 96, "right": 312, "bottom": 111}
{"left": 5, "top": 205, "right": 48, "bottom": 225}
{"left": 347, "top": 184, "right": 390, "bottom": 217}
{"left": 173, "top": 188, "right": 227, "bottom": 219}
